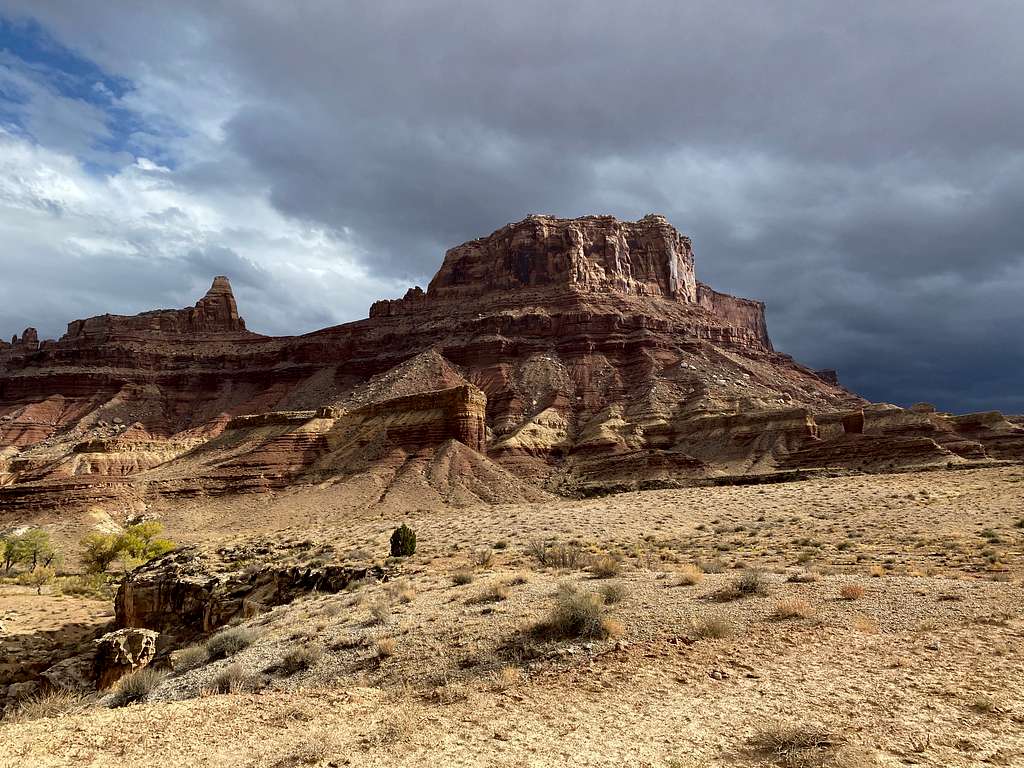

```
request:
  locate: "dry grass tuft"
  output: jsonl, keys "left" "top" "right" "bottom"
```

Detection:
{"left": 386, "top": 578, "right": 416, "bottom": 603}
{"left": 4, "top": 688, "right": 90, "bottom": 723}
{"left": 772, "top": 598, "right": 815, "bottom": 620}
{"left": 675, "top": 564, "right": 704, "bottom": 586}
{"left": 691, "top": 614, "right": 735, "bottom": 639}
{"left": 280, "top": 643, "right": 323, "bottom": 674}
{"left": 375, "top": 636, "right": 397, "bottom": 659}
{"left": 527, "top": 540, "right": 584, "bottom": 569}
{"left": 109, "top": 667, "right": 167, "bottom": 708}
{"left": 588, "top": 555, "right": 621, "bottom": 578}
{"left": 713, "top": 569, "right": 770, "bottom": 602}
{"left": 172, "top": 644, "right": 209, "bottom": 673}
{"left": 840, "top": 583, "right": 866, "bottom": 600}
{"left": 490, "top": 665, "right": 522, "bottom": 691}
{"left": 469, "top": 582, "right": 509, "bottom": 604}
{"left": 599, "top": 581, "right": 628, "bottom": 604}
{"left": 451, "top": 568, "right": 475, "bottom": 585}
{"left": 533, "top": 585, "right": 619, "bottom": 640}
{"left": 750, "top": 721, "right": 874, "bottom": 767}
{"left": 210, "top": 662, "right": 264, "bottom": 694}
{"left": 206, "top": 626, "right": 258, "bottom": 660}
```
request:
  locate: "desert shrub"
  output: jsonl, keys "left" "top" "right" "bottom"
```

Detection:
{"left": 5, "top": 689, "right": 90, "bottom": 723}
{"left": 697, "top": 557, "right": 727, "bottom": 574}
{"left": 211, "top": 663, "right": 263, "bottom": 694}
{"left": 588, "top": 555, "right": 620, "bottom": 578}
{"left": 714, "top": 570, "right": 769, "bottom": 602}
{"left": 470, "top": 582, "right": 509, "bottom": 604}
{"left": 772, "top": 599, "right": 815, "bottom": 620}
{"left": 748, "top": 721, "right": 873, "bottom": 768}
{"left": 534, "top": 585, "right": 618, "bottom": 639}
{"left": 840, "top": 584, "right": 866, "bottom": 600}
{"left": 527, "top": 540, "right": 583, "bottom": 569}
{"left": 599, "top": 581, "right": 628, "bottom": 604}
{"left": 375, "top": 637, "right": 397, "bottom": 659}
{"left": 692, "top": 614, "right": 735, "bottom": 639}
{"left": 490, "top": 665, "right": 522, "bottom": 691}
{"left": 205, "top": 626, "right": 258, "bottom": 660}
{"left": 80, "top": 523, "right": 174, "bottom": 575}
{"left": 386, "top": 578, "right": 416, "bottom": 603}
{"left": 675, "top": 564, "right": 704, "bottom": 586}
{"left": 360, "top": 596, "right": 391, "bottom": 625}
{"left": 505, "top": 572, "right": 530, "bottom": 586}
{"left": 109, "top": 667, "right": 166, "bottom": 708}
{"left": 472, "top": 547, "right": 494, "bottom": 567}
{"left": 389, "top": 524, "right": 416, "bottom": 557}
{"left": 280, "top": 643, "right": 323, "bottom": 674}
{"left": 17, "top": 565, "right": 55, "bottom": 594}
{"left": 451, "top": 568, "right": 475, "bottom": 585}
{"left": 58, "top": 573, "right": 112, "bottom": 599}
{"left": 173, "top": 644, "right": 209, "bottom": 673}
{"left": 786, "top": 570, "right": 819, "bottom": 584}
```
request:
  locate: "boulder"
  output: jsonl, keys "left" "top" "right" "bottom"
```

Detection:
{"left": 93, "top": 628, "right": 159, "bottom": 690}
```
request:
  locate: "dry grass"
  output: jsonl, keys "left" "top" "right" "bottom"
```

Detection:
{"left": 527, "top": 540, "right": 584, "bottom": 569}
{"left": 533, "top": 585, "right": 619, "bottom": 640}
{"left": 599, "top": 581, "right": 628, "bottom": 604}
{"left": 713, "top": 570, "right": 770, "bottom": 602}
{"left": 588, "top": 554, "right": 621, "bottom": 578}
{"left": 840, "top": 583, "right": 866, "bottom": 600}
{"left": 210, "top": 663, "right": 263, "bottom": 694}
{"left": 771, "top": 598, "right": 815, "bottom": 620}
{"left": 109, "top": 667, "right": 167, "bottom": 708}
{"left": 375, "top": 636, "right": 397, "bottom": 659}
{"left": 206, "top": 626, "right": 258, "bottom": 660}
{"left": 691, "top": 614, "right": 735, "bottom": 639}
{"left": 172, "top": 644, "right": 209, "bottom": 673}
{"left": 3, "top": 688, "right": 91, "bottom": 723}
{"left": 675, "top": 564, "right": 704, "bottom": 586}
{"left": 750, "top": 721, "right": 848, "bottom": 767}
{"left": 451, "top": 568, "right": 475, "bottom": 585}
{"left": 280, "top": 643, "right": 323, "bottom": 674}
{"left": 489, "top": 665, "right": 522, "bottom": 691}
{"left": 469, "top": 582, "right": 509, "bottom": 603}
{"left": 386, "top": 578, "right": 416, "bottom": 603}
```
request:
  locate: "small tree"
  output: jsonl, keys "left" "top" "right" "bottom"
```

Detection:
{"left": 79, "top": 522, "right": 175, "bottom": 575}
{"left": 80, "top": 533, "right": 122, "bottom": 574}
{"left": 390, "top": 524, "right": 416, "bottom": 557}
{"left": 18, "top": 565, "right": 55, "bottom": 595}
{"left": 18, "top": 529, "right": 56, "bottom": 569}
{"left": 1, "top": 536, "right": 17, "bottom": 574}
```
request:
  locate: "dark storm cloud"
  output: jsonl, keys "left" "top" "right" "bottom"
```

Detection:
{"left": 2, "top": 0, "right": 1023, "bottom": 412}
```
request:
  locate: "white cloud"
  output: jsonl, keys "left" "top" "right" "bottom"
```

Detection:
{"left": 0, "top": 127, "right": 407, "bottom": 338}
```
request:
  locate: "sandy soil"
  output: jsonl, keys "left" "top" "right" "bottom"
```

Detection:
{"left": 2, "top": 466, "right": 1023, "bottom": 767}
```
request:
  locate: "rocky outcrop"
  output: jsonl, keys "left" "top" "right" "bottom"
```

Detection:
{"left": 2, "top": 214, "right": 1019, "bottom": 509}
{"left": 115, "top": 545, "right": 392, "bottom": 637}
{"left": 427, "top": 214, "right": 699, "bottom": 301}
{"left": 93, "top": 628, "right": 159, "bottom": 690}
{"left": 62, "top": 276, "right": 251, "bottom": 342}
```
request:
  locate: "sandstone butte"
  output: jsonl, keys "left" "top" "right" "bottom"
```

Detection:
{"left": 1, "top": 213, "right": 1023, "bottom": 516}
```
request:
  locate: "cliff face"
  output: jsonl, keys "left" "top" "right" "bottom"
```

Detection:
{"left": 427, "top": 214, "right": 698, "bottom": 301}
{"left": 1, "top": 214, "right": 1018, "bottom": 513}
{"left": 62, "top": 276, "right": 251, "bottom": 342}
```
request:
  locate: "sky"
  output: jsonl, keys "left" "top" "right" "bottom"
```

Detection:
{"left": 0, "top": 2, "right": 1021, "bottom": 414}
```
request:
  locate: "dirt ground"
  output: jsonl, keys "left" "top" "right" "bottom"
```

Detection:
{"left": 2, "top": 466, "right": 1023, "bottom": 767}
